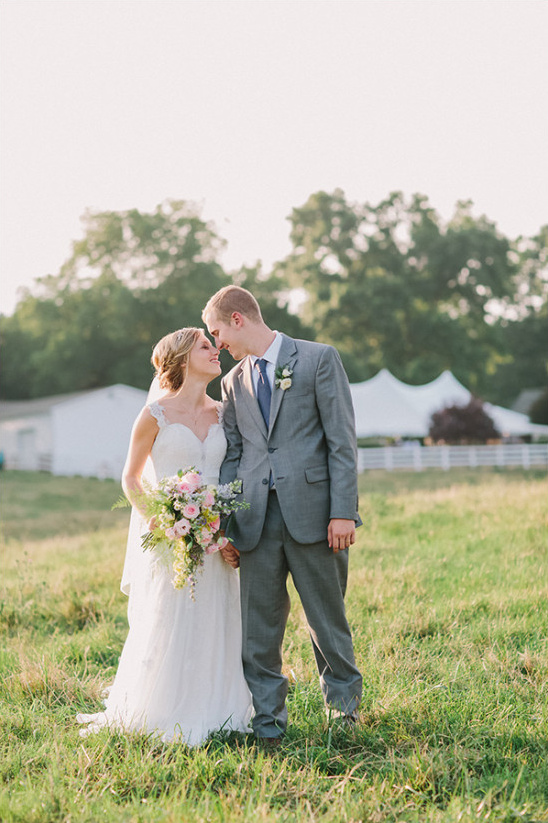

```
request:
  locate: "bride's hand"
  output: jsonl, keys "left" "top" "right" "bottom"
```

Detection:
{"left": 148, "top": 515, "right": 158, "bottom": 531}
{"left": 220, "top": 542, "right": 240, "bottom": 569}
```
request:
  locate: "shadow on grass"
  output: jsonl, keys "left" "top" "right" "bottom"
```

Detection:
{"left": 206, "top": 704, "right": 548, "bottom": 812}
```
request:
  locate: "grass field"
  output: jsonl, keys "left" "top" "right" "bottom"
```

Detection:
{"left": 1, "top": 467, "right": 547, "bottom": 822}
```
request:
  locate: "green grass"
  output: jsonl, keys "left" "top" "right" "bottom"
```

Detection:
{"left": 1, "top": 467, "right": 547, "bottom": 822}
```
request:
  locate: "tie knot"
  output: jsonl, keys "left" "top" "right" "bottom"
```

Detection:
{"left": 256, "top": 358, "right": 269, "bottom": 376}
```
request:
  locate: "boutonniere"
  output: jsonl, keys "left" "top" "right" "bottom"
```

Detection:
{"left": 275, "top": 364, "right": 293, "bottom": 391}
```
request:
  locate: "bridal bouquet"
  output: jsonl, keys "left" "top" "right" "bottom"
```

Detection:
{"left": 140, "top": 467, "right": 248, "bottom": 599}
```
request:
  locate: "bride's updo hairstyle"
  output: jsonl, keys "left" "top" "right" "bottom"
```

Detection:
{"left": 151, "top": 327, "right": 202, "bottom": 392}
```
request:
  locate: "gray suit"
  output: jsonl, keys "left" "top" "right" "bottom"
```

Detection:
{"left": 220, "top": 334, "right": 363, "bottom": 736}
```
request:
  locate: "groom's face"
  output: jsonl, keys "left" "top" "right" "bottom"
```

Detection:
{"left": 205, "top": 312, "right": 247, "bottom": 361}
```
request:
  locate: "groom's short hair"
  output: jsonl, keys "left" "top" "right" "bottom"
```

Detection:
{"left": 203, "top": 286, "right": 263, "bottom": 324}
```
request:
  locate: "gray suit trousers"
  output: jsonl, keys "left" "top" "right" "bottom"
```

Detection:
{"left": 239, "top": 491, "right": 363, "bottom": 738}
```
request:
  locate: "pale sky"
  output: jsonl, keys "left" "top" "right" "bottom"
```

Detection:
{"left": 1, "top": 0, "right": 547, "bottom": 315}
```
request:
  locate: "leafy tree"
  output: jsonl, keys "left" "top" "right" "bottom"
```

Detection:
{"left": 499, "top": 225, "right": 548, "bottom": 318}
{"left": 1, "top": 201, "right": 231, "bottom": 399}
{"left": 0, "top": 312, "right": 37, "bottom": 399}
{"left": 483, "top": 304, "right": 548, "bottom": 407}
{"left": 2, "top": 194, "right": 545, "bottom": 404}
{"left": 481, "top": 228, "right": 548, "bottom": 407}
{"left": 58, "top": 200, "right": 226, "bottom": 292}
{"left": 1, "top": 273, "right": 150, "bottom": 398}
{"left": 267, "top": 211, "right": 546, "bottom": 398}
{"left": 0, "top": 202, "right": 311, "bottom": 400}
{"left": 429, "top": 398, "right": 500, "bottom": 444}
{"left": 276, "top": 190, "right": 518, "bottom": 390}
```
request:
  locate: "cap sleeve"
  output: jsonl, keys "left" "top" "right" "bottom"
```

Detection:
{"left": 148, "top": 402, "right": 168, "bottom": 428}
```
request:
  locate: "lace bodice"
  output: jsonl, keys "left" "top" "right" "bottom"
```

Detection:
{"left": 148, "top": 402, "right": 226, "bottom": 485}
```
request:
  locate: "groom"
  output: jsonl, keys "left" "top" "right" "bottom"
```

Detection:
{"left": 203, "top": 286, "right": 363, "bottom": 742}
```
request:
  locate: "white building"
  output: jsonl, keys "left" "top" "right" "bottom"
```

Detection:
{"left": 0, "top": 384, "right": 148, "bottom": 478}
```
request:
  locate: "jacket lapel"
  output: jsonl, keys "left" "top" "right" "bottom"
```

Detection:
{"left": 269, "top": 334, "right": 298, "bottom": 434}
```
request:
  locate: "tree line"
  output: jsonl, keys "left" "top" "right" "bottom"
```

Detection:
{"left": 1, "top": 193, "right": 546, "bottom": 412}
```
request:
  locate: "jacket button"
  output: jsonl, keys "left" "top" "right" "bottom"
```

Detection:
{"left": 262, "top": 478, "right": 268, "bottom": 485}
{"left": 268, "top": 447, "right": 275, "bottom": 453}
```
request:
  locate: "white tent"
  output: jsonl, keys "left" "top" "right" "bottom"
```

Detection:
{"left": 350, "top": 369, "right": 548, "bottom": 439}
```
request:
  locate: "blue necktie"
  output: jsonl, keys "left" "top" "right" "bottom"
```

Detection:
{"left": 255, "top": 358, "right": 272, "bottom": 427}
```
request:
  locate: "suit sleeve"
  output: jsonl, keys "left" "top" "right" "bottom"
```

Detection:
{"left": 314, "top": 346, "right": 361, "bottom": 522}
{"left": 219, "top": 375, "right": 243, "bottom": 485}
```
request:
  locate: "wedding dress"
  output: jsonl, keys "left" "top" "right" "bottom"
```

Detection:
{"left": 77, "top": 402, "right": 253, "bottom": 745}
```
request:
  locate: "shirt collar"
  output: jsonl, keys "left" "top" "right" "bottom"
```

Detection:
{"left": 250, "top": 331, "right": 282, "bottom": 367}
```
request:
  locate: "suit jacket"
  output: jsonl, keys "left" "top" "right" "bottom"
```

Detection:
{"left": 220, "top": 334, "right": 361, "bottom": 552}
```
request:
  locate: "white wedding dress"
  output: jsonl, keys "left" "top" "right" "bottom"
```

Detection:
{"left": 77, "top": 402, "right": 253, "bottom": 745}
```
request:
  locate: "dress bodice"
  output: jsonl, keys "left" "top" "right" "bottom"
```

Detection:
{"left": 148, "top": 402, "right": 226, "bottom": 485}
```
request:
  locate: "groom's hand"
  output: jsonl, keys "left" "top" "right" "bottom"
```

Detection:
{"left": 328, "top": 519, "right": 356, "bottom": 553}
{"left": 220, "top": 542, "right": 240, "bottom": 569}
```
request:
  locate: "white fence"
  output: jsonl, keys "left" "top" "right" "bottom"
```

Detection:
{"left": 358, "top": 443, "right": 548, "bottom": 472}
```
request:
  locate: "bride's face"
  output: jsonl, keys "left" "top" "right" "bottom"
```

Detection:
{"left": 186, "top": 334, "right": 221, "bottom": 380}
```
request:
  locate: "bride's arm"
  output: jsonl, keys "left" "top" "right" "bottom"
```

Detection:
{"left": 121, "top": 407, "right": 159, "bottom": 522}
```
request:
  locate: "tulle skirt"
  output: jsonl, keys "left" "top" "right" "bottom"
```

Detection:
{"left": 77, "top": 548, "right": 253, "bottom": 746}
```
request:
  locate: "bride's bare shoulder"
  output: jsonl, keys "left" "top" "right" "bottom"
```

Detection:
{"left": 151, "top": 393, "right": 176, "bottom": 407}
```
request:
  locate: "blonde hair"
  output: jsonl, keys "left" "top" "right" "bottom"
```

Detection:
{"left": 151, "top": 327, "right": 202, "bottom": 391}
{"left": 202, "top": 285, "right": 262, "bottom": 324}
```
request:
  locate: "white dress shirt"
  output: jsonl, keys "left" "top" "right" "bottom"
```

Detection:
{"left": 250, "top": 331, "right": 282, "bottom": 393}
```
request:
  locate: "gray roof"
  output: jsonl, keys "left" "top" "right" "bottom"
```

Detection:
{"left": 0, "top": 384, "right": 146, "bottom": 421}
{"left": 0, "top": 391, "right": 91, "bottom": 420}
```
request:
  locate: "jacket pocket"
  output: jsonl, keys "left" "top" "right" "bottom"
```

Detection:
{"left": 283, "top": 389, "right": 310, "bottom": 398}
{"left": 305, "top": 465, "right": 330, "bottom": 484}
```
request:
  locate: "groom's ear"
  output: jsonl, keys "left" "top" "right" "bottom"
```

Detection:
{"left": 231, "top": 312, "right": 244, "bottom": 328}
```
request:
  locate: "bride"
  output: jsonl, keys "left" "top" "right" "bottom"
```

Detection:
{"left": 77, "top": 327, "right": 253, "bottom": 745}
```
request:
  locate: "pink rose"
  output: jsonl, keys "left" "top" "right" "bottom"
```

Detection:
{"left": 182, "top": 503, "right": 199, "bottom": 520}
{"left": 217, "top": 536, "right": 229, "bottom": 550}
{"left": 164, "top": 526, "right": 177, "bottom": 540}
{"left": 208, "top": 516, "right": 221, "bottom": 533}
{"left": 173, "top": 519, "right": 191, "bottom": 537}
{"left": 199, "top": 529, "right": 213, "bottom": 546}
{"left": 178, "top": 472, "right": 201, "bottom": 493}
{"left": 202, "top": 490, "right": 215, "bottom": 508}
{"left": 205, "top": 542, "right": 220, "bottom": 554}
